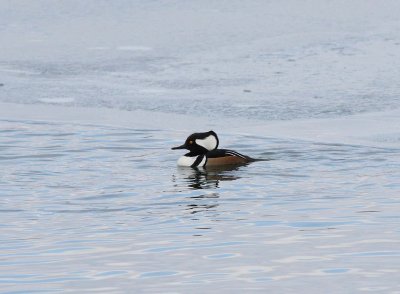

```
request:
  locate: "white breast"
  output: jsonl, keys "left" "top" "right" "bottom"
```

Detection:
{"left": 177, "top": 155, "right": 207, "bottom": 167}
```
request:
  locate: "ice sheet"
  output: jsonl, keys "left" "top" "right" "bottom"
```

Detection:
{"left": 1, "top": 1, "right": 400, "bottom": 126}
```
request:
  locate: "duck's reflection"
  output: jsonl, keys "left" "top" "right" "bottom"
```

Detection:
{"left": 175, "top": 164, "right": 247, "bottom": 190}
{"left": 172, "top": 164, "right": 248, "bottom": 217}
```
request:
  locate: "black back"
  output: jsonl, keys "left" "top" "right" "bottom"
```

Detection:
{"left": 207, "top": 149, "right": 251, "bottom": 160}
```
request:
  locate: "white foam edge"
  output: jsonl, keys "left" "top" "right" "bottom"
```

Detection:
{"left": 0, "top": 102, "right": 399, "bottom": 148}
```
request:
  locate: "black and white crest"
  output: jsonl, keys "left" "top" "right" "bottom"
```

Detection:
{"left": 194, "top": 131, "right": 219, "bottom": 151}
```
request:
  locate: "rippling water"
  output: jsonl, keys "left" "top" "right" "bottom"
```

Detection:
{"left": 1, "top": 119, "right": 399, "bottom": 293}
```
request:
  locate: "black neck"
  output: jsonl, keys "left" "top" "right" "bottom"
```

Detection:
{"left": 185, "top": 145, "right": 208, "bottom": 157}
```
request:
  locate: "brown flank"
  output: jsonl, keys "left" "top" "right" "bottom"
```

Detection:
{"left": 206, "top": 156, "right": 248, "bottom": 166}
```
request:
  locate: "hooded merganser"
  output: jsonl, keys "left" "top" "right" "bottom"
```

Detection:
{"left": 171, "top": 131, "right": 255, "bottom": 167}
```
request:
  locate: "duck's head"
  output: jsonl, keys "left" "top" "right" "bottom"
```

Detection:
{"left": 172, "top": 131, "right": 219, "bottom": 155}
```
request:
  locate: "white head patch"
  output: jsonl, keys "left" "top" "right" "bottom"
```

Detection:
{"left": 195, "top": 134, "right": 218, "bottom": 151}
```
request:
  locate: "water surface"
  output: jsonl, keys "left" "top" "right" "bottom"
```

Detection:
{"left": 1, "top": 120, "right": 399, "bottom": 293}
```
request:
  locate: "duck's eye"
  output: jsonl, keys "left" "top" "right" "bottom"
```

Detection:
{"left": 189, "top": 140, "right": 193, "bottom": 144}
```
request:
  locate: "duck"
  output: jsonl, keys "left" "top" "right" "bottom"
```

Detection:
{"left": 171, "top": 131, "right": 255, "bottom": 167}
